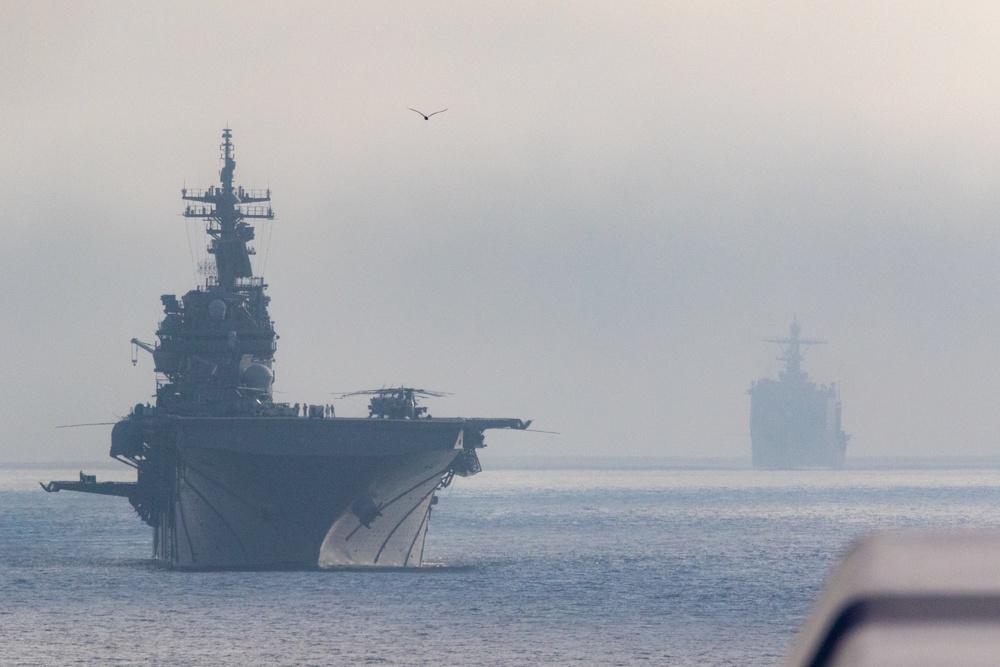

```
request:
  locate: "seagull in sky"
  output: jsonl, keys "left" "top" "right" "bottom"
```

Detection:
{"left": 408, "top": 107, "right": 447, "bottom": 120}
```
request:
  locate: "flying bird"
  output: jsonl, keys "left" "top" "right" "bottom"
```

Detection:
{"left": 408, "top": 107, "right": 447, "bottom": 120}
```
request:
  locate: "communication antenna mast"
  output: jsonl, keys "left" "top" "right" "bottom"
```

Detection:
{"left": 764, "top": 316, "right": 826, "bottom": 380}
{"left": 180, "top": 128, "right": 274, "bottom": 288}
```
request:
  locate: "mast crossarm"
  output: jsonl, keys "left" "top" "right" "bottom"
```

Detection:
{"left": 239, "top": 208, "right": 274, "bottom": 219}
{"left": 763, "top": 338, "right": 826, "bottom": 345}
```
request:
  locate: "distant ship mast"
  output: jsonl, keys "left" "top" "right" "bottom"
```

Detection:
{"left": 764, "top": 317, "right": 826, "bottom": 382}
{"left": 181, "top": 128, "right": 274, "bottom": 289}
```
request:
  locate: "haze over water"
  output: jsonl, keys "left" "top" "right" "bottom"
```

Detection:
{"left": 5, "top": 465, "right": 1000, "bottom": 666}
{"left": 6, "top": 3, "right": 1000, "bottom": 465}
{"left": 5, "top": 3, "right": 1000, "bottom": 665}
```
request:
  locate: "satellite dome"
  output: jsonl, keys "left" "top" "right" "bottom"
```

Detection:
{"left": 208, "top": 300, "right": 227, "bottom": 320}
{"left": 243, "top": 363, "right": 273, "bottom": 391}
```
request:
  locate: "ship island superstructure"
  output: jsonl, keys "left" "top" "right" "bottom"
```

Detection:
{"left": 748, "top": 319, "right": 848, "bottom": 469}
{"left": 43, "top": 129, "right": 530, "bottom": 569}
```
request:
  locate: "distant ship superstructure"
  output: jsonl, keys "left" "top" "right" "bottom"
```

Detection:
{"left": 748, "top": 319, "right": 848, "bottom": 469}
{"left": 44, "top": 129, "right": 530, "bottom": 569}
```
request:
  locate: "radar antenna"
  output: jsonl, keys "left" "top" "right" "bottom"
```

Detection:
{"left": 181, "top": 128, "right": 274, "bottom": 289}
{"left": 763, "top": 316, "right": 826, "bottom": 381}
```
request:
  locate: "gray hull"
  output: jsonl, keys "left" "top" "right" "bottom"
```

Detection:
{"left": 154, "top": 417, "right": 465, "bottom": 569}
{"left": 749, "top": 379, "right": 847, "bottom": 469}
{"left": 41, "top": 132, "right": 532, "bottom": 570}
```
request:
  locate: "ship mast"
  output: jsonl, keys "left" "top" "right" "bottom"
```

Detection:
{"left": 181, "top": 128, "right": 274, "bottom": 289}
{"left": 764, "top": 317, "right": 826, "bottom": 382}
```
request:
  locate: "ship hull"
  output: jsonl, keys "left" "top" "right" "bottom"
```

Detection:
{"left": 41, "top": 132, "right": 530, "bottom": 570}
{"left": 748, "top": 380, "right": 847, "bottom": 470}
{"left": 151, "top": 417, "right": 466, "bottom": 569}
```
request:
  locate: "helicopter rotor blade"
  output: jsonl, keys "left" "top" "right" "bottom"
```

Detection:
{"left": 333, "top": 387, "right": 452, "bottom": 399}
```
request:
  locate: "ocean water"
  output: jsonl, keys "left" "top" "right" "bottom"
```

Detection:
{"left": 2, "top": 466, "right": 1000, "bottom": 666}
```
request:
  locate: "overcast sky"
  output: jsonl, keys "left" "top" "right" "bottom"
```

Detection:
{"left": 4, "top": 2, "right": 1000, "bottom": 463}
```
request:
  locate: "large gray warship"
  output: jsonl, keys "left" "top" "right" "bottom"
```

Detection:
{"left": 748, "top": 319, "right": 848, "bottom": 469}
{"left": 43, "top": 129, "right": 530, "bottom": 569}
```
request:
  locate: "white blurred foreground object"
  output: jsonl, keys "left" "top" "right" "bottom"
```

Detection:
{"left": 784, "top": 532, "right": 1000, "bottom": 667}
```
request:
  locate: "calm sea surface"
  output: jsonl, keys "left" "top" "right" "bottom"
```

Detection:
{"left": 2, "top": 466, "right": 1000, "bottom": 666}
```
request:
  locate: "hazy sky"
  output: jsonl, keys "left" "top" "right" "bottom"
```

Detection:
{"left": 4, "top": 1, "right": 1000, "bottom": 463}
